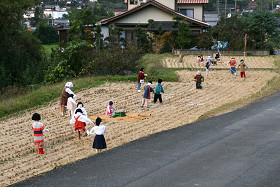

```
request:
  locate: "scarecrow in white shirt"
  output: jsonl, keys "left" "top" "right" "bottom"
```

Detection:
{"left": 60, "top": 82, "right": 76, "bottom": 117}
{"left": 87, "top": 117, "right": 107, "bottom": 153}
{"left": 70, "top": 109, "right": 93, "bottom": 139}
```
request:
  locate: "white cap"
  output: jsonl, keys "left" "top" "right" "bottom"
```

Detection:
{"left": 197, "top": 71, "right": 201, "bottom": 75}
{"left": 65, "top": 82, "right": 73, "bottom": 88}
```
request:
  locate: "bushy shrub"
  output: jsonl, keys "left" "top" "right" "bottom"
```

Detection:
{"left": 33, "top": 21, "right": 59, "bottom": 44}
{"left": 0, "top": 29, "right": 46, "bottom": 91}
{"left": 46, "top": 41, "right": 142, "bottom": 83}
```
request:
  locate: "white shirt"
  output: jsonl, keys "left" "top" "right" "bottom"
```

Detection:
{"left": 69, "top": 113, "right": 93, "bottom": 124}
{"left": 65, "top": 87, "right": 75, "bottom": 96}
{"left": 74, "top": 107, "right": 88, "bottom": 117}
{"left": 89, "top": 125, "right": 106, "bottom": 135}
{"left": 67, "top": 97, "right": 77, "bottom": 105}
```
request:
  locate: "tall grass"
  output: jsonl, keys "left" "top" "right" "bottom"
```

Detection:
{"left": 138, "top": 53, "right": 179, "bottom": 82}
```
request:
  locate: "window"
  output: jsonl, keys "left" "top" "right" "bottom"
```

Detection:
{"left": 130, "top": 0, "right": 138, "bottom": 4}
{"left": 179, "top": 9, "right": 194, "bottom": 18}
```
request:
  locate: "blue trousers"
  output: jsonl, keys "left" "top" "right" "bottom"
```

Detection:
{"left": 137, "top": 82, "right": 141, "bottom": 90}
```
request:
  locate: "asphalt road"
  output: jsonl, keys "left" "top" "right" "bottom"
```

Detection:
{"left": 12, "top": 92, "right": 280, "bottom": 187}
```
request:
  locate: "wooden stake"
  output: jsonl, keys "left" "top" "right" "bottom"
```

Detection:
{"left": 244, "top": 34, "right": 247, "bottom": 59}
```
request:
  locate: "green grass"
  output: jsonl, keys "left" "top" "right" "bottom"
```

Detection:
{"left": 138, "top": 53, "right": 179, "bottom": 82}
{"left": 43, "top": 44, "right": 58, "bottom": 55}
{"left": 0, "top": 74, "right": 141, "bottom": 120}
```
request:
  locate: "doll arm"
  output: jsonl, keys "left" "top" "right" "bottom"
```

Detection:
{"left": 69, "top": 117, "right": 75, "bottom": 124}
{"left": 88, "top": 127, "right": 95, "bottom": 135}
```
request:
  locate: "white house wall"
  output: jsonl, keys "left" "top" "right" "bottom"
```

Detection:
{"left": 178, "top": 4, "right": 203, "bottom": 21}
{"left": 128, "top": 0, "right": 174, "bottom": 10}
{"left": 111, "top": 6, "right": 174, "bottom": 24}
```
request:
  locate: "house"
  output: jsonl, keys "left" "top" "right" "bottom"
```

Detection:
{"left": 100, "top": 0, "right": 210, "bottom": 43}
{"left": 204, "top": 11, "right": 219, "bottom": 26}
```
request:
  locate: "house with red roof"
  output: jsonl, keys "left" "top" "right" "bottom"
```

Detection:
{"left": 100, "top": 0, "right": 210, "bottom": 43}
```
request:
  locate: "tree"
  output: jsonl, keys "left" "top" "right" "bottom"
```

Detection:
{"left": 134, "top": 24, "right": 154, "bottom": 52}
{"left": 242, "top": 8, "right": 280, "bottom": 49}
{"left": 30, "top": 7, "right": 44, "bottom": 27}
{"left": 0, "top": 0, "right": 46, "bottom": 90}
{"left": 68, "top": 20, "right": 86, "bottom": 41}
{"left": 33, "top": 21, "right": 59, "bottom": 44}
{"left": 211, "top": 15, "right": 245, "bottom": 50}
{"left": 93, "top": 25, "right": 104, "bottom": 51}
{"left": 196, "top": 34, "right": 213, "bottom": 49}
{"left": 161, "top": 31, "right": 175, "bottom": 54}
{"left": 176, "top": 22, "right": 192, "bottom": 49}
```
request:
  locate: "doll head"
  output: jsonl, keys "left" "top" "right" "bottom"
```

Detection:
{"left": 96, "top": 117, "right": 102, "bottom": 126}
{"left": 32, "top": 113, "right": 41, "bottom": 121}
{"left": 75, "top": 109, "right": 83, "bottom": 114}
{"left": 77, "top": 102, "right": 83, "bottom": 108}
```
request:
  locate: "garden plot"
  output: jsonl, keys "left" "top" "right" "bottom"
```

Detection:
{"left": 0, "top": 68, "right": 278, "bottom": 186}
{"left": 163, "top": 55, "right": 276, "bottom": 69}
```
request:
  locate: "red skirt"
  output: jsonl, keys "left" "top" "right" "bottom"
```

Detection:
{"left": 75, "top": 121, "right": 86, "bottom": 131}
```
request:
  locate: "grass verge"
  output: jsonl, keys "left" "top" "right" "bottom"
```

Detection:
{"left": 138, "top": 53, "right": 179, "bottom": 82}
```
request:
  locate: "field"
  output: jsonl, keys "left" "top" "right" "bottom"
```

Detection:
{"left": 163, "top": 55, "right": 276, "bottom": 69}
{"left": 0, "top": 55, "right": 279, "bottom": 186}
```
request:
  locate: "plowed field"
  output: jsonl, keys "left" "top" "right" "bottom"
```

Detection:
{"left": 163, "top": 55, "right": 276, "bottom": 69}
{"left": 0, "top": 56, "right": 278, "bottom": 186}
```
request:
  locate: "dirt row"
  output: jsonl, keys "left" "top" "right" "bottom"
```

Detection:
{"left": 163, "top": 55, "right": 276, "bottom": 69}
{"left": 0, "top": 69, "right": 278, "bottom": 186}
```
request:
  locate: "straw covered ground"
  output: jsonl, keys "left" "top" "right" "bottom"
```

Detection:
{"left": 163, "top": 55, "right": 276, "bottom": 69}
{"left": 0, "top": 56, "right": 278, "bottom": 186}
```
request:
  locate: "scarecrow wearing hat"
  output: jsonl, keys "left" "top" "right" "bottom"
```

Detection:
{"left": 237, "top": 59, "right": 249, "bottom": 78}
{"left": 60, "top": 82, "right": 76, "bottom": 116}
{"left": 228, "top": 57, "right": 237, "bottom": 76}
{"left": 194, "top": 71, "right": 204, "bottom": 89}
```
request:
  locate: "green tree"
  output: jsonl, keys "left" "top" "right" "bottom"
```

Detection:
{"left": 33, "top": 21, "right": 59, "bottom": 44}
{"left": 93, "top": 25, "right": 104, "bottom": 51}
{"left": 176, "top": 22, "right": 192, "bottom": 49}
{"left": 211, "top": 15, "right": 245, "bottom": 49}
{"left": 242, "top": 8, "right": 280, "bottom": 49}
{"left": 68, "top": 20, "right": 86, "bottom": 41}
{"left": 134, "top": 24, "right": 154, "bottom": 52}
{"left": 30, "top": 7, "right": 44, "bottom": 27}
{"left": 0, "top": 0, "right": 46, "bottom": 90}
